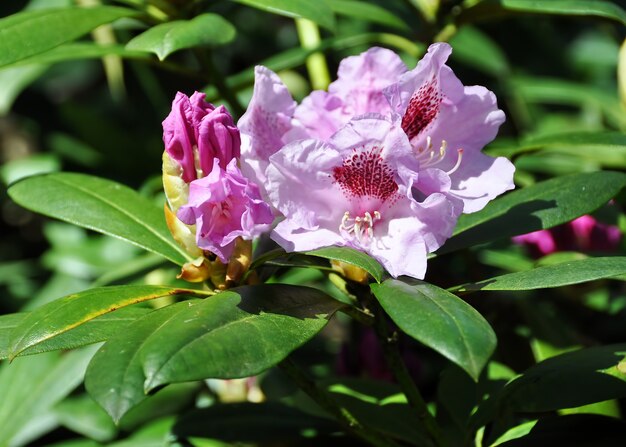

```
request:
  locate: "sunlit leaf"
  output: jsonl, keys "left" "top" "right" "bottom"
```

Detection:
{"left": 8, "top": 172, "right": 192, "bottom": 265}
{"left": 371, "top": 279, "right": 496, "bottom": 380}
{"left": 230, "top": 0, "right": 335, "bottom": 30}
{"left": 126, "top": 14, "right": 236, "bottom": 61}
{"left": 0, "top": 6, "right": 136, "bottom": 68}
{"left": 307, "top": 247, "right": 385, "bottom": 283}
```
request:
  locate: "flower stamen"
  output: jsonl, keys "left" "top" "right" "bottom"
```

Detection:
{"left": 340, "top": 210, "right": 381, "bottom": 244}
{"left": 446, "top": 148, "right": 464, "bottom": 175}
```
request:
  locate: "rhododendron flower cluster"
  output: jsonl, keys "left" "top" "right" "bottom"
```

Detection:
{"left": 238, "top": 42, "right": 514, "bottom": 278}
{"left": 163, "top": 43, "right": 515, "bottom": 280}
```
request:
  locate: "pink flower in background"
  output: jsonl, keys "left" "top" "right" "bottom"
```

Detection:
{"left": 266, "top": 117, "right": 458, "bottom": 278}
{"left": 177, "top": 158, "right": 274, "bottom": 263}
{"left": 513, "top": 215, "right": 622, "bottom": 258}
{"left": 163, "top": 91, "right": 240, "bottom": 182}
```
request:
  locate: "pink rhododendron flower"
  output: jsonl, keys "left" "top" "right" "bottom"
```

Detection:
{"left": 177, "top": 158, "right": 274, "bottom": 263}
{"left": 240, "top": 43, "right": 515, "bottom": 278}
{"left": 163, "top": 91, "right": 240, "bottom": 182}
{"left": 266, "top": 117, "right": 457, "bottom": 278}
{"left": 513, "top": 215, "right": 622, "bottom": 258}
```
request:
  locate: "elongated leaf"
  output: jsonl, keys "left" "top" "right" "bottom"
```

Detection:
{"left": 6, "top": 43, "right": 149, "bottom": 68}
{"left": 453, "top": 257, "right": 626, "bottom": 293}
{"left": 85, "top": 302, "right": 193, "bottom": 423}
{"left": 0, "top": 65, "right": 48, "bottom": 115}
{"left": 87, "top": 285, "right": 342, "bottom": 421}
{"left": 371, "top": 279, "right": 496, "bottom": 380}
{"left": 126, "top": 14, "right": 236, "bottom": 61}
{"left": 459, "top": 0, "right": 626, "bottom": 26}
{"left": 54, "top": 396, "right": 117, "bottom": 443}
{"left": 439, "top": 171, "right": 626, "bottom": 255}
{"left": 488, "top": 131, "right": 626, "bottom": 159}
{"left": 328, "top": 0, "right": 408, "bottom": 30}
{"left": 0, "top": 6, "right": 136, "bottom": 68}
{"left": 509, "top": 76, "right": 625, "bottom": 129}
{"left": 307, "top": 247, "right": 385, "bottom": 283}
{"left": 230, "top": 0, "right": 335, "bottom": 30}
{"left": 500, "top": 344, "right": 626, "bottom": 412}
{"left": 7, "top": 285, "right": 206, "bottom": 358}
{"left": 140, "top": 285, "right": 343, "bottom": 389}
{"left": 8, "top": 172, "right": 191, "bottom": 265}
{"left": 0, "top": 348, "right": 96, "bottom": 446}
{"left": 0, "top": 307, "right": 150, "bottom": 360}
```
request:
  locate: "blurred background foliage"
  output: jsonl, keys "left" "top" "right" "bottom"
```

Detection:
{"left": 0, "top": 0, "right": 625, "bottom": 445}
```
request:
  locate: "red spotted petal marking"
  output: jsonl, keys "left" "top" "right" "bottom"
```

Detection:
{"left": 332, "top": 146, "right": 398, "bottom": 202}
{"left": 401, "top": 78, "right": 441, "bottom": 140}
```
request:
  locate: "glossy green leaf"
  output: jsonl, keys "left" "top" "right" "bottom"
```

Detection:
{"left": 87, "top": 285, "right": 342, "bottom": 421}
{"left": 7, "top": 285, "right": 205, "bottom": 358}
{"left": 85, "top": 302, "right": 193, "bottom": 423}
{"left": 371, "top": 279, "right": 496, "bottom": 381}
{"left": 0, "top": 6, "right": 136, "bottom": 68}
{"left": 452, "top": 257, "right": 626, "bottom": 293}
{"left": 8, "top": 172, "right": 191, "bottom": 265}
{"left": 307, "top": 247, "right": 385, "bottom": 283}
{"left": 230, "top": 0, "right": 335, "bottom": 31}
{"left": 500, "top": 344, "right": 626, "bottom": 412}
{"left": 0, "top": 348, "right": 96, "bottom": 446}
{"left": 440, "top": 171, "right": 626, "bottom": 255}
{"left": 172, "top": 401, "right": 339, "bottom": 442}
{"left": 126, "top": 14, "right": 236, "bottom": 61}
{"left": 0, "top": 307, "right": 150, "bottom": 360}
{"left": 328, "top": 1, "right": 408, "bottom": 30}
{"left": 140, "top": 285, "right": 342, "bottom": 389}
{"left": 450, "top": 26, "right": 509, "bottom": 77}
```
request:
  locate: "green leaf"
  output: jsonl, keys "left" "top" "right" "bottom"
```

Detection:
{"left": 140, "top": 285, "right": 342, "bottom": 388}
{"left": 487, "top": 131, "right": 626, "bottom": 168}
{"left": 500, "top": 344, "right": 626, "bottom": 412}
{"left": 459, "top": 0, "right": 626, "bottom": 27}
{"left": 87, "top": 285, "right": 342, "bottom": 421}
{"left": 509, "top": 76, "right": 626, "bottom": 129}
{"left": 8, "top": 172, "right": 191, "bottom": 265}
{"left": 0, "top": 348, "right": 97, "bottom": 446}
{"left": 307, "top": 247, "right": 385, "bottom": 283}
{"left": 0, "top": 6, "right": 137, "bottom": 68}
{"left": 230, "top": 0, "right": 336, "bottom": 31}
{"left": 172, "top": 401, "right": 340, "bottom": 442}
{"left": 328, "top": 0, "right": 408, "bottom": 30}
{"left": 0, "top": 307, "right": 150, "bottom": 360}
{"left": 6, "top": 43, "right": 149, "bottom": 68}
{"left": 371, "top": 279, "right": 496, "bottom": 381}
{"left": 452, "top": 257, "right": 626, "bottom": 293}
{"left": 126, "top": 14, "right": 236, "bottom": 61}
{"left": 450, "top": 26, "right": 510, "bottom": 77}
{"left": 440, "top": 171, "right": 626, "bottom": 255}
{"left": 7, "top": 285, "right": 205, "bottom": 359}
{"left": 501, "top": 0, "right": 626, "bottom": 25}
{"left": 85, "top": 302, "right": 194, "bottom": 424}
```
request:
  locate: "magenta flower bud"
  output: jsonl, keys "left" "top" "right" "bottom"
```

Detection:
{"left": 176, "top": 158, "right": 274, "bottom": 263}
{"left": 162, "top": 91, "right": 240, "bottom": 183}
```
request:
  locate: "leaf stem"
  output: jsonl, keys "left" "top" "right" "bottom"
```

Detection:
{"left": 194, "top": 49, "right": 245, "bottom": 119}
{"left": 278, "top": 357, "right": 401, "bottom": 447}
{"left": 370, "top": 299, "right": 446, "bottom": 447}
